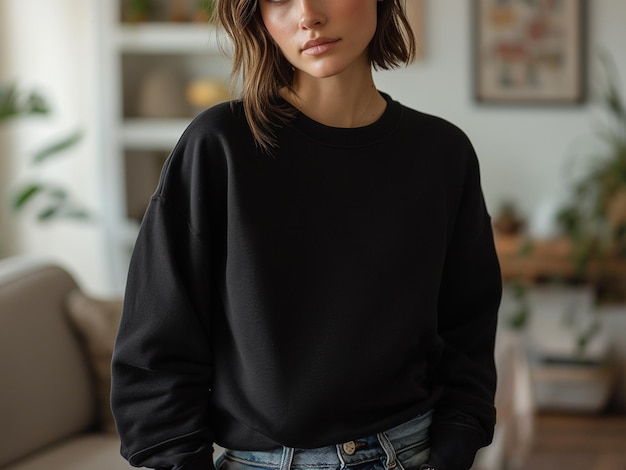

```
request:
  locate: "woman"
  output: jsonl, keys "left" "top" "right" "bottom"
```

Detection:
{"left": 111, "top": 1, "right": 502, "bottom": 470}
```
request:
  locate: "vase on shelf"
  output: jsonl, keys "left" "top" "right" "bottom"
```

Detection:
{"left": 137, "top": 67, "right": 191, "bottom": 119}
{"left": 168, "top": 0, "right": 189, "bottom": 22}
{"left": 186, "top": 78, "right": 231, "bottom": 114}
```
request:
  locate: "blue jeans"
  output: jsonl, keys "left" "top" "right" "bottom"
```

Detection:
{"left": 215, "top": 410, "right": 432, "bottom": 470}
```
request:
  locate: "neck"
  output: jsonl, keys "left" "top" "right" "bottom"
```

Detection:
{"left": 282, "top": 66, "right": 386, "bottom": 128}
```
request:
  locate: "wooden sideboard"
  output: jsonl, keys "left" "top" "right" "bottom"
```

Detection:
{"left": 494, "top": 234, "right": 626, "bottom": 285}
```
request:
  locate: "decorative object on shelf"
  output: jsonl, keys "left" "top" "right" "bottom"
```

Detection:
{"left": 528, "top": 198, "right": 563, "bottom": 239}
{"left": 186, "top": 78, "right": 231, "bottom": 114}
{"left": 473, "top": 0, "right": 587, "bottom": 104}
{"left": 169, "top": 0, "right": 189, "bottom": 22}
{"left": 404, "top": 0, "right": 426, "bottom": 59}
{"left": 555, "top": 51, "right": 626, "bottom": 300}
{"left": 137, "top": 66, "right": 191, "bottom": 118}
{"left": 123, "top": 0, "right": 153, "bottom": 23}
{"left": 493, "top": 199, "right": 525, "bottom": 235}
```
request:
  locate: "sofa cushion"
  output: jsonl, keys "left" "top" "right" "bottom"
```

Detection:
{"left": 66, "top": 289, "right": 123, "bottom": 433}
{"left": 2, "top": 434, "right": 133, "bottom": 470}
{"left": 0, "top": 260, "right": 97, "bottom": 468}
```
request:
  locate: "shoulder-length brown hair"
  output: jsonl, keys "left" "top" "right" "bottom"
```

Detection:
{"left": 214, "top": 0, "right": 416, "bottom": 153}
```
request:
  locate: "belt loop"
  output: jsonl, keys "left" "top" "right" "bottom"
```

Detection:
{"left": 335, "top": 444, "right": 347, "bottom": 469}
{"left": 279, "top": 446, "right": 294, "bottom": 470}
{"left": 376, "top": 432, "right": 398, "bottom": 470}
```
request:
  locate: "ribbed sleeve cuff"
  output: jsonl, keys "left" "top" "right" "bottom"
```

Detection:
{"left": 425, "top": 423, "right": 486, "bottom": 470}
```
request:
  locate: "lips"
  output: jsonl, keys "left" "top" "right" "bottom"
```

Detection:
{"left": 302, "top": 37, "right": 339, "bottom": 55}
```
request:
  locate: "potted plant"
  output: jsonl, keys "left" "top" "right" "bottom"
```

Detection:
{"left": 123, "top": 0, "right": 153, "bottom": 23}
{"left": 556, "top": 51, "right": 626, "bottom": 301}
{"left": 0, "top": 82, "right": 89, "bottom": 251}
{"left": 493, "top": 199, "right": 525, "bottom": 236}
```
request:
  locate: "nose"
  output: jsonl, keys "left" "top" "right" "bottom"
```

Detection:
{"left": 299, "top": 0, "right": 326, "bottom": 29}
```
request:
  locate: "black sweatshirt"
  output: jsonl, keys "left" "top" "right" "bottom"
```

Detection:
{"left": 111, "top": 93, "right": 502, "bottom": 470}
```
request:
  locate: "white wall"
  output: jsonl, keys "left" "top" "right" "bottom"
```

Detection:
{"left": 1, "top": 0, "right": 626, "bottom": 295}
{"left": 375, "top": 0, "right": 626, "bottom": 235}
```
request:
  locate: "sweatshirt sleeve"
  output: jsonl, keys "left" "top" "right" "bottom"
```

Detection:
{"left": 427, "top": 141, "right": 502, "bottom": 470}
{"left": 111, "top": 135, "right": 219, "bottom": 469}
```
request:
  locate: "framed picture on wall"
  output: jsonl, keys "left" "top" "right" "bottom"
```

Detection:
{"left": 473, "top": 0, "right": 587, "bottom": 104}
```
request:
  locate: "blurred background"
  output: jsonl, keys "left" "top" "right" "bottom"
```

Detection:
{"left": 1, "top": 1, "right": 625, "bottom": 469}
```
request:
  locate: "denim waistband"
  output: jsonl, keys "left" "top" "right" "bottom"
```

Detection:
{"left": 223, "top": 410, "right": 433, "bottom": 469}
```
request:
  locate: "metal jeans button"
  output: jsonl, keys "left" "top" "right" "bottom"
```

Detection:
{"left": 342, "top": 441, "right": 356, "bottom": 455}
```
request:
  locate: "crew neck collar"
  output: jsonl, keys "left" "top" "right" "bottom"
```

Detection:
{"left": 281, "top": 92, "right": 402, "bottom": 148}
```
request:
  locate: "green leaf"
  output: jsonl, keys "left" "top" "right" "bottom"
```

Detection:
{"left": 508, "top": 306, "right": 529, "bottom": 330}
{"left": 12, "top": 183, "right": 92, "bottom": 222}
{"left": 32, "top": 130, "right": 83, "bottom": 164}
{"left": 11, "top": 183, "right": 45, "bottom": 209}
{"left": 46, "top": 204, "right": 92, "bottom": 222}
{"left": 26, "top": 91, "right": 50, "bottom": 115}
{"left": 0, "top": 83, "right": 51, "bottom": 121}
{"left": 48, "top": 188, "right": 69, "bottom": 201}
{"left": 61, "top": 208, "right": 91, "bottom": 221}
{"left": 37, "top": 204, "right": 61, "bottom": 221}
{"left": 518, "top": 239, "right": 534, "bottom": 257}
{"left": 0, "top": 84, "right": 20, "bottom": 121}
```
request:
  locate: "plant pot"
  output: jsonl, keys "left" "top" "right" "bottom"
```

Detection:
{"left": 607, "top": 188, "right": 626, "bottom": 231}
{"left": 169, "top": 0, "right": 189, "bottom": 22}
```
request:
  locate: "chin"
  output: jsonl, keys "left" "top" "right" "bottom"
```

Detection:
{"left": 303, "top": 64, "right": 352, "bottom": 80}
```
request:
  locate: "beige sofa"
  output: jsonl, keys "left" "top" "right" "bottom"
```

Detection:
{"left": 0, "top": 256, "right": 530, "bottom": 470}
{"left": 0, "top": 257, "right": 133, "bottom": 470}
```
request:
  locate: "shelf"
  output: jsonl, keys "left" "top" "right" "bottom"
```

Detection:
{"left": 97, "top": 2, "right": 236, "bottom": 292}
{"left": 121, "top": 118, "right": 192, "bottom": 150}
{"left": 116, "top": 23, "right": 231, "bottom": 54}
{"left": 495, "top": 234, "right": 626, "bottom": 282}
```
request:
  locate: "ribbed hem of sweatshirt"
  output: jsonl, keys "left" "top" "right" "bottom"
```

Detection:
{"left": 157, "top": 454, "right": 216, "bottom": 470}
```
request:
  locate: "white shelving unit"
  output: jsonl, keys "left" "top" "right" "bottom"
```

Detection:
{"left": 121, "top": 118, "right": 191, "bottom": 150}
{"left": 116, "top": 23, "right": 227, "bottom": 53}
{"left": 96, "top": 1, "right": 232, "bottom": 292}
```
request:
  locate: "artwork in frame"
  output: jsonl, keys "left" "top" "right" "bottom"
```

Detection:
{"left": 473, "top": 0, "right": 587, "bottom": 104}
